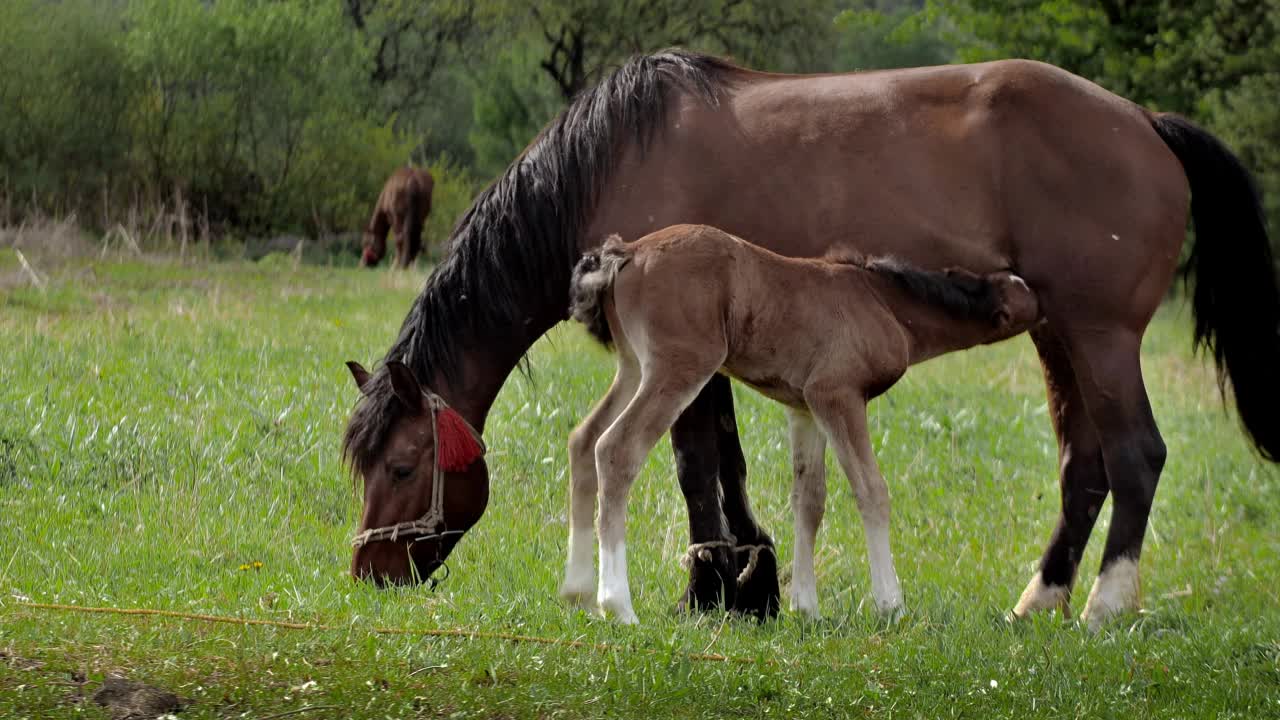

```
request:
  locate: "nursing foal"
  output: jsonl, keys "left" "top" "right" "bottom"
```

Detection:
{"left": 564, "top": 224, "right": 1041, "bottom": 623}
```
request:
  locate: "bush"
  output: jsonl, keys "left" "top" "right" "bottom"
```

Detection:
{"left": 122, "top": 0, "right": 409, "bottom": 235}
{"left": 0, "top": 0, "right": 134, "bottom": 223}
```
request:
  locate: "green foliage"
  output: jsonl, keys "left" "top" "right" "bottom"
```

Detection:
{"left": 833, "top": 2, "right": 954, "bottom": 70}
{"left": 489, "top": 0, "right": 836, "bottom": 99}
{"left": 1205, "top": 73, "right": 1280, "bottom": 233}
{"left": 419, "top": 154, "right": 483, "bottom": 260}
{"left": 469, "top": 42, "right": 564, "bottom": 178}
{"left": 5, "top": 0, "right": 1277, "bottom": 245}
{"left": 0, "top": 0, "right": 134, "bottom": 219}
{"left": 911, "top": 0, "right": 1280, "bottom": 239}
{"left": 121, "top": 0, "right": 396, "bottom": 233}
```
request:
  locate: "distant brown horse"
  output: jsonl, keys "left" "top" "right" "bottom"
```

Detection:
{"left": 342, "top": 51, "right": 1279, "bottom": 628}
{"left": 564, "top": 225, "right": 1042, "bottom": 623}
{"left": 361, "top": 166, "right": 433, "bottom": 269}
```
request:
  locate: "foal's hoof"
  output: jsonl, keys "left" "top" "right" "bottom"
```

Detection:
{"left": 559, "top": 585, "right": 596, "bottom": 610}
{"left": 731, "top": 544, "right": 780, "bottom": 622}
{"left": 598, "top": 594, "right": 639, "bottom": 625}
{"left": 675, "top": 546, "right": 736, "bottom": 614}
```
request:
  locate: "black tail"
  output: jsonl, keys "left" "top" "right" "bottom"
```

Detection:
{"left": 1152, "top": 113, "right": 1280, "bottom": 461}
{"left": 569, "top": 236, "right": 630, "bottom": 346}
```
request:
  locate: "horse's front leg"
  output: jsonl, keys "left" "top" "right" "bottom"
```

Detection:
{"left": 597, "top": 372, "right": 710, "bottom": 624}
{"left": 671, "top": 377, "right": 738, "bottom": 613}
{"left": 710, "top": 375, "right": 782, "bottom": 620}
{"left": 561, "top": 355, "right": 640, "bottom": 607}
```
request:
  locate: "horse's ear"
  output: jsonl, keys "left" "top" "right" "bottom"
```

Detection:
{"left": 385, "top": 361, "right": 425, "bottom": 413}
{"left": 346, "top": 361, "right": 372, "bottom": 393}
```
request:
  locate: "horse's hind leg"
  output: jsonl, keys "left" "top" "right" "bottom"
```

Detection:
{"left": 713, "top": 376, "right": 782, "bottom": 620}
{"left": 391, "top": 217, "right": 410, "bottom": 269}
{"left": 787, "top": 407, "right": 827, "bottom": 619}
{"left": 403, "top": 206, "right": 425, "bottom": 267}
{"left": 806, "top": 389, "right": 903, "bottom": 614}
{"left": 561, "top": 352, "right": 641, "bottom": 607}
{"left": 1013, "top": 326, "right": 1109, "bottom": 618}
{"left": 597, "top": 365, "right": 718, "bottom": 624}
{"left": 1063, "top": 327, "right": 1166, "bottom": 629}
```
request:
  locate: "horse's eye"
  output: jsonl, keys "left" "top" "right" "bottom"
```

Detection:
{"left": 391, "top": 465, "right": 414, "bottom": 481}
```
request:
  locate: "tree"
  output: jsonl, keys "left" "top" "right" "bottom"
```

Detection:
{"left": 496, "top": 0, "right": 834, "bottom": 100}
{"left": 342, "top": 0, "right": 480, "bottom": 120}
{"left": 914, "top": 0, "right": 1280, "bottom": 239}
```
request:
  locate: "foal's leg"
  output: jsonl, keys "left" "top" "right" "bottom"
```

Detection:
{"left": 712, "top": 376, "right": 782, "bottom": 620}
{"left": 1013, "top": 326, "right": 1109, "bottom": 618}
{"left": 1063, "top": 328, "right": 1166, "bottom": 629}
{"left": 807, "top": 390, "right": 904, "bottom": 614}
{"left": 597, "top": 369, "right": 714, "bottom": 624}
{"left": 560, "top": 354, "right": 641, "bottom": 606}
{"left": 786, "top": 408, "right": 827, "bottom": 619}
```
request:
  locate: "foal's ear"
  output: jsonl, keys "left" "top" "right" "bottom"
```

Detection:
{"left": 385, "top": 361, "right": 426, "bottom": 413}
{"left": 346, "top": 361, "right": 373, "bottom": 393}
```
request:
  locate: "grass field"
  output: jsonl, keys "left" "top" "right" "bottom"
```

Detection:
{"left": 1, "top": 253, "right": 1278, "bottom": 719}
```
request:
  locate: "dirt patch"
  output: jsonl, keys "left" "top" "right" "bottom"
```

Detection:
{"left": 92, "top": 676, "right": 186, "bottom": 719}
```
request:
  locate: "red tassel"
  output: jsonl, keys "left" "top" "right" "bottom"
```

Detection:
{"left": 436, "top": 407, "right": 484, "bottom": 471}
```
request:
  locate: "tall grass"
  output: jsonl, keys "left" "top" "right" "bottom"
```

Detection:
{"left": 0, "top": 258, "right": 1277, "bottom": 719}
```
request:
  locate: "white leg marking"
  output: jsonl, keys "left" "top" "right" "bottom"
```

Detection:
{"left": 1012, "top": 571, "right": 1071, "bottom": 617}
{"left": 812, "top": 394, "right": 904, "bottom": 616}
{"left": 597, "top": 540, "right": 638, "bottom": 624}
{"left": 862, "top": 516, "right": 903, "bottom": 613}
{"left": 560, "top": 358, "right": 639, "bottom": 609}
{"left": 787, "top": 409, "right": 826, "bottom": 619}
{"left": 592, "top": 372, "right": 708, "bottom": 626}
{"left": 560, "top": 524, "right": 596, "bottom": 607}
{"left": 1081, "top": 557, "right": 1140, "bottom": 629}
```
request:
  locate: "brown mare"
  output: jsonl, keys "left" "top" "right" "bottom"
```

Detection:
{"left": 342, "top": 51, "right": 1279, "bottom": 628}
{"left": 564, "top": 225, "right": 1042, "bottom": 623}
{"left": 361, "top": 166, "right": 434, "bottom": 269}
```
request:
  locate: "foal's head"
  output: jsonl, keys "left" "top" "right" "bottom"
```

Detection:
{"left": 343, "top": 361, "right": 489, "bottom": 586}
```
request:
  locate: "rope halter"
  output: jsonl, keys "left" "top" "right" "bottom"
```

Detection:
{"left": 351, "top": 390, "right": 486, "bottom": 549}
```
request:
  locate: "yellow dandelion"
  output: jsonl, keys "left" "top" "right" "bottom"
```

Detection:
{"left": 252, "top": 561, "right": 264, "bottom": 570}
{"left": 238, "top": 564, "right": 251, "bottom": 572}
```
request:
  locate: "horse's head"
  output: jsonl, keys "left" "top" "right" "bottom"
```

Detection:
{"left": 359, "top": 236, "right": 382, "bottom": 268}
{"left": 988, "top": 272, "right": 1040, "bottom": 333}
{"left": 343, "top": 361, "right": 489, "bottom": 586}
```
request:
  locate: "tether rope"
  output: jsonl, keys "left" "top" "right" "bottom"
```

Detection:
{"left": 14, "top": 601, "right": 766, "bottom": 666}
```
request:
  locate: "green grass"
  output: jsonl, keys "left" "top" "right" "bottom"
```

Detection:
{"left": 1, "top": 256, "right": 1278, "bottom": 719}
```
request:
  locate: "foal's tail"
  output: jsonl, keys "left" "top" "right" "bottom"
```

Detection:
{"left": 570, "top": 234, "right": 632, "bottom": 346}
{"left": 1152, "top": 113, "right": 1280, "bottom": 461}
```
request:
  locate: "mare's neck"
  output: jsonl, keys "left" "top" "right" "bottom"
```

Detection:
{"left": 425, "top": 314, "right": 561, "bottom": 434}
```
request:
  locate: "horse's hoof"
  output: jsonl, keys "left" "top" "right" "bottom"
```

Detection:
{"left": 1012, "top": 571, "right": 1072, "bottom": 619}
{"left": 1080, "top": 558, "right": 1142, "bottom": 632}
{"left": 675, "top": 546, "right": 736, "bottom": 614}
{"left": 559, "top": 584, "right": 596, "bottom": 610}
{"left": 731, "top": 543, "right": 780, "bottom": 622}
{"left": 598, "top": 593, "right": 639, "bottom": 625}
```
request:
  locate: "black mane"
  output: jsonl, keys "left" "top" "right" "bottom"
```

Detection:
{"left": 343, "top": 49, "right": 735, "bottom": 473}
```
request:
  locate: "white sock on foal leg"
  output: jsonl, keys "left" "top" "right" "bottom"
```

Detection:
{"left": 597, "top": 540, "right": 638, "bottom": 624}
{"left": 787, "top": 410, "right": 826, "bottom": 619}
{"left": 863, "top": 517, "right": 904, "bottom": 614}
{"left": 560, "top": 524, "right": 595, "bottom": 606}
